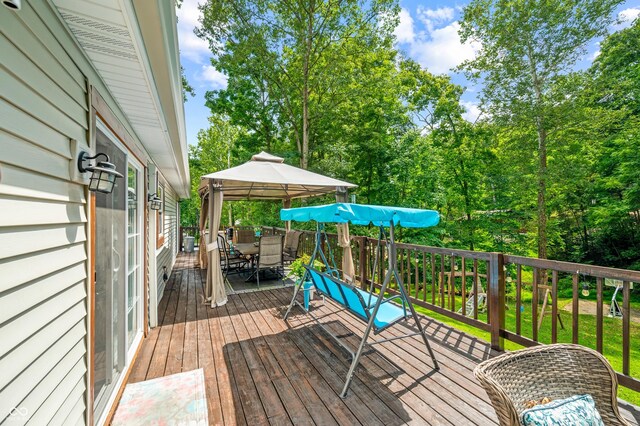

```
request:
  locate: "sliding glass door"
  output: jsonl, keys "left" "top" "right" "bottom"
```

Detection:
{"left": 93, "top": 121, "right": 144, "bottom": 423}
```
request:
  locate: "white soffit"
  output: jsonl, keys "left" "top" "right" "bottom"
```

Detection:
{"left": 53, "top": 0, "right": 188, "bottom": 197}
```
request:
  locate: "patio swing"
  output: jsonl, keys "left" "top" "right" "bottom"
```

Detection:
{"left": 281, "top": 203, "right": 440, "bottom": 398}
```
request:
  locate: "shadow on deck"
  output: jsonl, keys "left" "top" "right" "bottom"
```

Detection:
{"left": 129, "top": 253, "right": 640, "bottom": 425}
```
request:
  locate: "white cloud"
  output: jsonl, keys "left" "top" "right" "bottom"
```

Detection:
{"left": 177, "top": 0, "right": 211, "bottom": 63}
{"left": 393, "top": 8, "right": 479, "bottom": 74}
{"left": 617, "top": 7, "right": 640, "bottom": 27}
{"left": 409, "top": 22, "right": 481, "bottom": 74}
{"left": 417, "top": 6, "right": 454, "bottom": 32}
{"left": 394, "top": 8, "right": 416, "bottom": 44}
{"left": 461, "top": 100, "right": 481, "bottom": 123}
{"left": 199, "top": 65, "right": 228, "bottom": 89}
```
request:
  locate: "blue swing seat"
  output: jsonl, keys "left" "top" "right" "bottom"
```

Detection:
{"left": 305, "top": 266, "right": 407, "bottom": 333}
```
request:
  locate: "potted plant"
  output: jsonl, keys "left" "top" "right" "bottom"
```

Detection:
{"left": 287, "top": 254, "right": 324, "bottom": 310}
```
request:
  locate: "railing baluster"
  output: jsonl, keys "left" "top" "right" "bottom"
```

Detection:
{"left": 572, "top": 274, "right": 579, "bottom": 344}
{"left": 407, "top": 248, "right": 412, "bottom": 294}
{"left": 440, "top": 255, "right": 445, "bottom": 308}
{"left": 473, "top": 259, "right": 479, "bottom": 320}
{"left": 623, "top": 281, "right": 631, "bottom": 376}
{"left": 596, "top": 277, "right": 603, "bottom": 353}
{"left": 422, "top": 252, "right": 427, "bottom": 302}
{"left": 431, "top": 254, "right": 436, "bottom": 305}
{"left": 515, "top": 264, "right": 522, "bottom": 335}
{"left": 461, "top": 257, "right": 467, "bottom": 317}
{"left": 486, "top": 260, "right": 491, "bottom": 324}
{"left": 532, "top": 268, "right": 539, "bottom": 342}
{"left": 450, "top": 255, "right": 456, "bottom": 312}
{"left": 414, "top": 251, "right": 419, "bottom": 299}
{"left": 551, "top": 270, "right": 558, "bottom": 343}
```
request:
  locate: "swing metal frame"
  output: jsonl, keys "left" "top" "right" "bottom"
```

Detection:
{"left": 283, "top": 220, "right": 439, "bottom": 398}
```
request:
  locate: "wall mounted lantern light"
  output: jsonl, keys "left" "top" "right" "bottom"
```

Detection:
{"left": 77, "top": 151, "right": 123, "bottom": 194}
{"left": 148, "top": 193, "right": 163, "bottom": 210}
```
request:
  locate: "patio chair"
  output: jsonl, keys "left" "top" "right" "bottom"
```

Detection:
{"left": 283, "top": 230, "right": 302, "bottom": 264}
{"left": 255, "top": 235, "right": 284, "bottom": 287}
{"left": 235, "top": 228, "right": 255, "bottom": 244}
{"left": 218, "top": 234, "right": 248, "bottom": 278}
{"left": 474, "top": 343, "right": 630, "bottom": 426}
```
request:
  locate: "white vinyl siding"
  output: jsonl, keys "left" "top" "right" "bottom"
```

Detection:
{"left": 0, "top": 2, "right": 91, "bottom": 424}
{"left": 0, "top": 1, "right": 89, "bottom": 423}
{"left": 156, "top": 180, "right": 179, "bottom": 298}
{"left": 1, "top": 1, "right": 186, "bottom": 422}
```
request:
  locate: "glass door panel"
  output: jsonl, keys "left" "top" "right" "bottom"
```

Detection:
{"left": 126, "top": 164, "right": 141, "bottom": 350}
{"left": 93, "top": 125, "right": 127, "bottom": 419}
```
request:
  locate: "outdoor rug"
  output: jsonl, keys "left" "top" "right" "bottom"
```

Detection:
{"left": 112, "top": 368, "right": 208, "bottom": 426}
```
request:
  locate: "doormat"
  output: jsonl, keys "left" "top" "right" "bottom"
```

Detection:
{"left": 112, "top": 369, "right": 208, "bottom": 425}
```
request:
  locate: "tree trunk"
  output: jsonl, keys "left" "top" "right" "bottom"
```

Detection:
{"left": 300, "top": 2, "right": 314, "bottom": 170}
{"left": 537, "top": 127, "right": 547, "bottom": 260}
{"left": 527, "top": 44, "right": 548, "bottom": 260}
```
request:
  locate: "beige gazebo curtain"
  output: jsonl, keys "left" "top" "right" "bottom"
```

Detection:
{"left": 337, "top": 223, "right": 355, "bottom": 283}
{"left": 206, "top": 189, "right": 227, "bottom": 307}
{"left": 198, "top": 193, "right": 208, "bottom": 269}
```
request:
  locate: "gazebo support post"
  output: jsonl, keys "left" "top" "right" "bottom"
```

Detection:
{"left": 207, "top": 179, "right": 215, "bottom": 304}
{"left": 283, "top": 198, "right": 291, "bottom": 231}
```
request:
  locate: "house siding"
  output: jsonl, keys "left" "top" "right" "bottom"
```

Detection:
{"left": 0, "top": 2, "right": 89, "bottom": 424}
{"left": 156, "top": 180, "right": 179, "bottom": 298}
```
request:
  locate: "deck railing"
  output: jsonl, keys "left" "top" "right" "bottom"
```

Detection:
{"left": 262, "top": 226, "right": 640, "bottom": 393}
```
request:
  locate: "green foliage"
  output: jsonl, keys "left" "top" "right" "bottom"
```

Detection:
{"left": 287, "top": 254, "right": 325, "bottom": 281}
{"left": 184, "top": 1, "right": 639, "bottom": 272}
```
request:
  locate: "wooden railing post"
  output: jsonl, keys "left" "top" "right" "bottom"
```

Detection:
{"left": 489, "top": 252, "right": 505, "bottom": 351}
{"left": 179, "top": 226, "right": 183, "bottom": 251}
{"left": 358, "top": 236, "right": 368, "bottom": 289}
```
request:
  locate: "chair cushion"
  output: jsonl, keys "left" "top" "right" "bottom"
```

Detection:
{"left": 520, "top": 394, "right": 604, "bottom": 426}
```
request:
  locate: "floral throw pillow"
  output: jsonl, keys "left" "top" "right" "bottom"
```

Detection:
{"left": 520, "top": 394, "right": 604, "bottom": 426}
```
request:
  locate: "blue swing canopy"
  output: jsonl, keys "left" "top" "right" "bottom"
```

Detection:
{"left": 280, "top": 203, "right": 439, "bottom": 228}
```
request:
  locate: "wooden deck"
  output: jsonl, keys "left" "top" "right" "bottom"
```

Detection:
{"left": 129, "top": 253, "right": 640, "bottom": 425}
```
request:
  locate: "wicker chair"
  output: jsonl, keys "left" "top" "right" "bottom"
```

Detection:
{"left": 474, "top": 344, "right": 630, "bottom": 426}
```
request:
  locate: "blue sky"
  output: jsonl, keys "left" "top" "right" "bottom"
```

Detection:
{"left": 177, "top": 1, "right": 640, "bottom": 146}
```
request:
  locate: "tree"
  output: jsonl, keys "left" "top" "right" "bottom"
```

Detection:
{"left": 197, "top": 0, "right": 397, "bottom": 168}
{"left": 401, "top": 59, "right": 493, "bottom": 250}
{"left": 458, "top": 0, "right": 623, "bottom": 259}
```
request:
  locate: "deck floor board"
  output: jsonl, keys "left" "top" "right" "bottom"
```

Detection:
{"left": 128, "top": 253, "right": 640, "bottom": 426}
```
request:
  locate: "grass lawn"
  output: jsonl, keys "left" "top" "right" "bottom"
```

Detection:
{"left": 408, "top": 288, "right": 640, "bottom": 405}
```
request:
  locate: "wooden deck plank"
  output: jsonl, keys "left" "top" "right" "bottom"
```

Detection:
{"left": 145, "top": 266, "right": 182, "bottom": 379}
{"left": 217, "top": 301, "right": 270, "bottom": 425}
{"left": 262, "top": 290, "right": 421, "bottom": 424}
{"left": 266, "top": 290, "right": 449, "bottom": 426}
{"left": 164, "top": 268, "right": 188, "bottom": 375}
{"left": 290, "top": 290, "right": 497, "bottom": 422}
{"left": 194, "top": 259, "right": 224, "bottom": 425}
{"left": 226, "top": 295, "right": 292, "bottom": 424}
{"left": 247, "top": 288, "right": 400, "bottom": 425}
{"left": 128, "top": 253, "right": 640, "bottom": 426}
{"left": 204, "top": 269, "right": 247, "bottom": 426}
{"left": 241, "top": 291, "right": 349, "bottom": 426}
{"left": 289, "top": 293, "right": 496, "bottom": 425}
{"left": 229, "top": 292, "right": 317, "bottom": 426}
{"left": 182, "top": 260, "right": 198, "bottom": 372}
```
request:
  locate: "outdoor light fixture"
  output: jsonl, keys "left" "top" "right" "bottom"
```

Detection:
{"left": 77, "top": 151, "right": 123, "bottom": 194}
{"left": 148, "top": 193, "right": 162, "bottom": 210}
{"left": 582, "top": 282, "right": 591, "bottom": 297}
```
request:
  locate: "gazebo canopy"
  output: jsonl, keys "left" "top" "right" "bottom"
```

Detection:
{"left": 199, "top": 151, "right": 356, "bottom": 201}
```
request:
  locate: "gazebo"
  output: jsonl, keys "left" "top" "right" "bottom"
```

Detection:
{"left": 198, "top": 152, "right": 357, "bottom": 307}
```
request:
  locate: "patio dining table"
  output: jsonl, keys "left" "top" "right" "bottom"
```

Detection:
{"left": 234, "top": 242, "right": 259, "bottom": 282}
{"left": 234, "top": 242, "right": 259, "bottom": 257}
